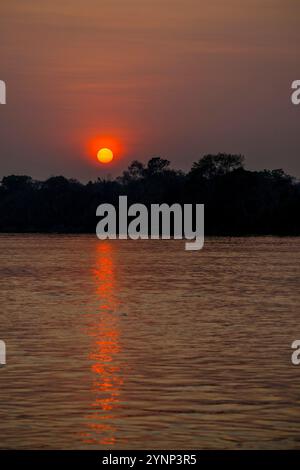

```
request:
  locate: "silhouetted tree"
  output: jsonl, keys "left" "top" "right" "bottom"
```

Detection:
{"left": 146, "top": 157, "right": 170, "bottom": 176}
{"left": 118, "top": 160, "right": 145, "bottom": 184}
{"left": 1, "top": 175, "right": 34, "bottom": 192}
{"left": 190, "top": 153, "right": 244, "bottom": 179}
{"left": 0, "top": 155, "right": 299, "bottom": 235}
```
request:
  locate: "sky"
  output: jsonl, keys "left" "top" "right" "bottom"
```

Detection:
{"left": 0, "top": 0, "right": 300, "bottom": 180}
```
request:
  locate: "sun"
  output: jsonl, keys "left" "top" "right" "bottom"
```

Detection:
{"left": 97, "top": 148, "right": 114, "bottom": 164}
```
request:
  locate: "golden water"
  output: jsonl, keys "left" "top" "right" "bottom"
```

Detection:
{"left": 0, "top": 235, "right": 300, "bottom": 449}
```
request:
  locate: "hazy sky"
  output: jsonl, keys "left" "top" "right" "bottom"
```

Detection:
{"left": 1, "top": 0, "right": 300, "bottom": 180}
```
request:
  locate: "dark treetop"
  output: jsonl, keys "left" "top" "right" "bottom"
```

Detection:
{"left": 0, "top": 154, "right": 299, "bottom": 235}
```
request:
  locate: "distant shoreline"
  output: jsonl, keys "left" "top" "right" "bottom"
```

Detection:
{"left": 1, "top": 156, "right": 300, "bottom": 236}
{"left": 0, "top": 231, "right": 299, "bottom": 237}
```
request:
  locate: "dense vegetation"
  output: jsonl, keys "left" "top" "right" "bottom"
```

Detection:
{"left": 0, "top": 154, "right": 299, "bottom": 235}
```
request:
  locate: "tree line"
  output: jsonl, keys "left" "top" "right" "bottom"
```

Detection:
{"left": 0, "top": 154, "right": 299, "bottom": 235}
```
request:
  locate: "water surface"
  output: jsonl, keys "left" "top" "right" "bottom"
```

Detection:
{"left": 0, "top": 235, "right": 300, "bottom": 449}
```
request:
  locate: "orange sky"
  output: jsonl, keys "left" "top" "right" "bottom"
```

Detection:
{"left": 0, "top": 0, "right": 300, "bottom": 179}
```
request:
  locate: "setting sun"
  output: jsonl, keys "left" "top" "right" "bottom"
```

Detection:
{"left": 97, "top": 148, "right": 114, "bottom": 164}
{"left": 86, "top": 135, "right": 124, "bottom": 167}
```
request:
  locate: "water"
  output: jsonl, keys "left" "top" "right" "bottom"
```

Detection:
{"left": 0, "top": 235, "right": 300, "bottom": 449}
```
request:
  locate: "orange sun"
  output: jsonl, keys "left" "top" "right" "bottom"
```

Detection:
{"left": 97, "top": 148, "right": 114, "bottom": 164}
{"left": 86, "top": 135, "right": 123, "bottom": 166}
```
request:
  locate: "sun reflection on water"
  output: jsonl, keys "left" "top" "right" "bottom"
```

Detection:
{"left": 83, "top": 242, "right": 124, "bottom": 447}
